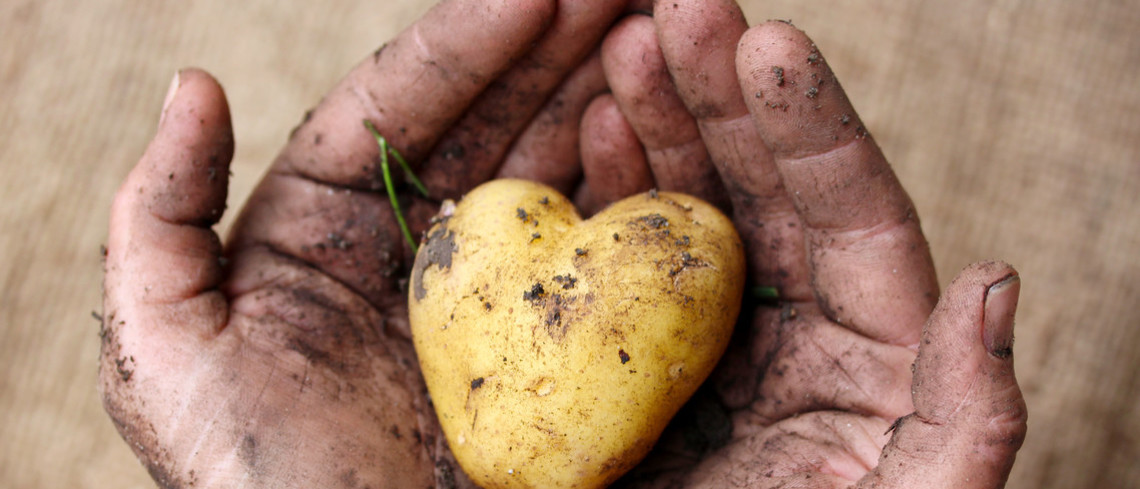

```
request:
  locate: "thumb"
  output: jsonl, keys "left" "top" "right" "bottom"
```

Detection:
{"left": 858, "top": 261, "right": 1028, "bottom": 488}
{"left": 103, "top": 68, "right": 234, "bottom": 341}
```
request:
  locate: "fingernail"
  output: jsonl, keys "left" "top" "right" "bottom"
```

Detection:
{"left": 983, "top": 274, "right": 1020, "bottom": 358}
{"left": 158, "top": 70, "right": 181, "bottom": 127}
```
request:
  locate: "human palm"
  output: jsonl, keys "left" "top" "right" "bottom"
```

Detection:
{"left": 100, "top": 0, "right": 1026, "bottom": 488}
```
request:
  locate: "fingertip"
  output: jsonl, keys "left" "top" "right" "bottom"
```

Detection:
{"left": 655, "top": 0, "right": 749, "bottom": 121}
{"left": 141, "top": 67, "right": 234, "bottom": 226}
{"left": 737, "top": 20, "right": 864, "bottom": 159}
{"left": 915, "top": 260, "right": 1023, "bottom": 415}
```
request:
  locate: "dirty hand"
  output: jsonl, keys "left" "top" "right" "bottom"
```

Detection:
{"left": 590, "top": 2, "right": 1027, "bottom": 488}
{"left": 99, "top": 1, "right": 642, "bottom": 487}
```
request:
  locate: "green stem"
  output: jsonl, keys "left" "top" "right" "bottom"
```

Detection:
{"left": 751, "top": 286, "right": 780, "bottom": 299}
{"left": 364, "top": 120, "right": 419, "bottom": 254}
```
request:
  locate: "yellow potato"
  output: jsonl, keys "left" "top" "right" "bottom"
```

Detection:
{"left": 410, "top": 179, "right": 745, "bottom": 489}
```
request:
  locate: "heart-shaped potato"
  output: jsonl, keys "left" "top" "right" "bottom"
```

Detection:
{"left": 410, "top": 179, "right": 744, "bottom": 489}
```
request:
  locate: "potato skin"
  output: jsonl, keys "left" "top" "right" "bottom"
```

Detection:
{"left": 410, "top": 179, "right": 744, "bottom": 489}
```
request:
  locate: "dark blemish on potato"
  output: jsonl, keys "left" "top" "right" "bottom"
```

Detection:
{"left": 772, "top": 66, "right": 785, "bottom": 86}
{"left": 207, "top": 166, "right": 218, "bottom": 182}
{"left": 637, "top": 213, "right": 670, "bottom": 229}
{"left": 412, "top": 225, "right": 457, "bottom": 301}
{"left": 546, "top": 308, "right": 561, "bottom": 327}
{"left": 619, "top": 349, "right": 631, "bottom": 364}
{"left": 840, "top": 113, "right": 851, "bottom": 125}
{"left": 531, "top": 293, "right": 575, "bottom": 341}
{"left": 530, "top": 232, "right": 541, "bottom": 242}
{"left": 675, "top": 235, "right": 691, "bottom": 246}
{"left": 523, "top": 283, "right": 546, "bottom": 302}
{"left": 807, "top": 51, "right": 821, "bottom": 64}
{"left": 613, "top": 233, "right": 620, "bottom": 241}
{"left": 806, "top": 86, "right": 818, "bottom": 99}
{"left": 539, "top": 196, "right": 549, "bottom": 205}
{"left": 484, "top": 302, "right": 493, "bottom": 311}
{"left": 552, "top": 274, "right": 577, "bottom": 289}
{"left": 670, "top": 251, "right": 707, "bottom": 278}
{"left": 575, "top": 248, "right": 587, "bottom": 256}
{"left": 516, "top": 207, "right": 529, "bottom": 221}
{"left": 649, "top": 188, "right": 658, "bottom": 199}
{"left": 471, "top": 377, "right": 485, "bottom": 390}
{"left": 855, "top": 125, "right": 868, "bottom": 139}
{"left": 372, "top": 43, "right": 387, "bottom": 63}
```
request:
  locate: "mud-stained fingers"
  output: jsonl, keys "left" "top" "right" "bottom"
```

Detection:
{"left": 104, "top": 68, "right": 232, "bottom": 337}
{"left": 857, "top": 262, "right": 1026, "bottom": 489}
{"left": 576, "top": 94, "right": 654, "bottom": 216}
{"left": 737, "top": 22, "right": 938, "bottom": 346}
{"left": 275, "top": 0, "right": 558, "bottom": 192}
{"left": 496, "top": 53, "right": 608, "bottom": 196}
{"left": 601, "top": 14, "right": 730, "bottom": 212}
{"left": 227, "top": 0, "right": 560, "bottom": 304}
{"left": 416, "top": 0, "right": 629, "bottom": 199}
{"left": 653, "top": 0, "right": 809, "bottom": 299}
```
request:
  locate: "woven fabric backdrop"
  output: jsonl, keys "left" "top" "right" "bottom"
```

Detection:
{"left": 2, "top": 1, "right": 1137, "bottom": 487}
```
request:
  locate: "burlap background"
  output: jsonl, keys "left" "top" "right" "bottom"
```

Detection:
{"left": 2, "top": 1, "right": 1137, "bottom": 487}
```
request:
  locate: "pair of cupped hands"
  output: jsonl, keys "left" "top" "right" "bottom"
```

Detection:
{"left": 100, "top": 0, "right": 1027, "bottom": 487}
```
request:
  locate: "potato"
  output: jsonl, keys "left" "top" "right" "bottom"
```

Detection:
{"left": 409, "top": 179, "right": 745, "bottom": 488}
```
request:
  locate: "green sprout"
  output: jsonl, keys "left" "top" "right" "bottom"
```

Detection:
{"left": 364, "top": 120, "right": 429, "bottom": 253}
{"left": 751, "top": 286, "right": 780, "bottom": 300}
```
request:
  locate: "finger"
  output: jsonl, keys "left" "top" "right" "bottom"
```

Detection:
{"left": 104, "top": 68, "right": 232, "bottom": 338}
{"left": 496, "top": 52, "right": 608, "bottom": 196}
{"left": 737, "top": 21, "right": 938, "bottom": 345}
{"left": 277, "top": 0, "right": 557, "bottom": 191}
{"left": 227, "top": 0, "right": 560, "bottom": 306}
{"left": 601, "top": 14, "right": 730, "bottom": 212}
{"left": 417, "top": 0, "right": 628, "bottom": 199}
{"left": 859, "top": 262, "right": 1026, "bottom": 488}
{"left": 575, "top": 94, "right": 654, "bottom": 216}
{"left": 654, "top": 0, "right": 809, "bottom": 299}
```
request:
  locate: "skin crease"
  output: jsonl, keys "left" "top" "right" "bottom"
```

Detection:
{"left": 100, "top": 0, "right": 1026, "bottom": 488}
